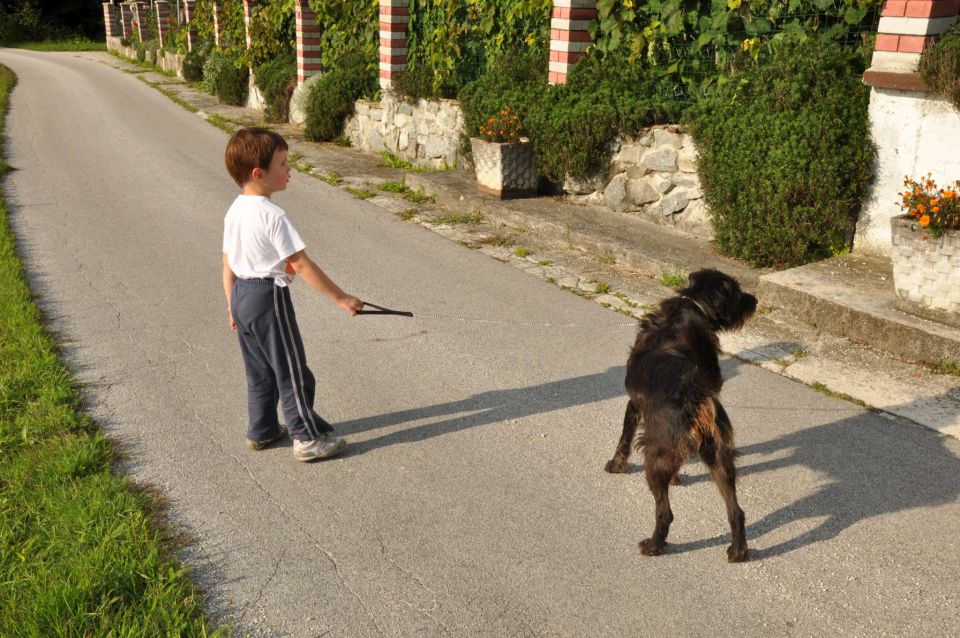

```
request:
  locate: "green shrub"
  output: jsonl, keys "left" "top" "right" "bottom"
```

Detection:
{"left": 255, "top": 54, "right": 297, "bottom": 123}
{"left": 920, "top": 24, "right": 960, "bottom": 111}
{"left": 181, "top": 43, "right": 210, "bottom": 83}
{"left": 304, "top": 53, "right": 377, "bottom": 142}
{"left": 459, "top": 48, "right": 683, "bottom": 182}
{"left": 200, "top": 48, "right": 226, "bottom": 94}
{"left": 216, "top": 59, "right": 249, "bottom": 106}
{"left": 201, "top": 49, "right": 248, "bottom": 105}
{"left": 687, "top": 38, "right": 875, "bottom": 268}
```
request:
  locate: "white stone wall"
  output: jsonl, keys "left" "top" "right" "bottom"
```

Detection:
{"left": 343, "top": 94, "right": 465, "bottom": 169}
{"left": 565, "top": 126, "right": 711, "bottom": 239}
{"left": 857, "top": 88, "right": 960, "bottom": 255}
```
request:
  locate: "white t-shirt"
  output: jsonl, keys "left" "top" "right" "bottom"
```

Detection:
{"left": 222, "top": 195, "right": 306, "bottom": 287}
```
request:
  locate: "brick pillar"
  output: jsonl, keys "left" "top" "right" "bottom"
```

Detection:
{"left": 213, "top": 0, "right": 223, "bottom": 48}
{"left": 132, "top": 1, "right": 149, "bottom": 41}
{"left": 119, "top": 3, "right": 133, "bottom": 39}
{"left": 243, "top": 0, "right": 256, "bottom": 50}
{"left": 183, "top": 0, "right": 199, "bottom": 52}
{"left": 548, "top": 0, "right": 596, "bottom": 85}
{"left": 155, "top": 1, "right": 172, "bottom": 49}
{"left": 869, "top": 0, "right": 960, "bottom": 75}
{"left": 295, "top": 0, "right": 321, "bottom": 86}
{"left": 379, "top": 0, "right": 409, "bottom": 90}
{"left": 103, "top": 3, "right": 120, "bottom": 38}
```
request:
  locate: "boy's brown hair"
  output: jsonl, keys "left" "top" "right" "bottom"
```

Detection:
{"left": 225, "top": 127, "right": 289, "bottom": 187}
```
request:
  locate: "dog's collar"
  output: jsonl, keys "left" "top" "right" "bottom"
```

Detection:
{"left": 681, "top": 295, "right": 710, "bottom": 319}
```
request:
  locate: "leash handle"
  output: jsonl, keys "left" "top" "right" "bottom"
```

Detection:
{"left": 357, "top": 301, "right": 413, "bottom": 317}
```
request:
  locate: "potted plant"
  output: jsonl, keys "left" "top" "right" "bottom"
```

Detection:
{"left": 470, "top": 106, "right": 537, "bottom": 199}
{"left": 892, "top": 175, "right": 960, "bottom": 327}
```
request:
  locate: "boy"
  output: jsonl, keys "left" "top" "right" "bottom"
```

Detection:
{"left": 222, "top": 128, "right": 362, "bottom": 462}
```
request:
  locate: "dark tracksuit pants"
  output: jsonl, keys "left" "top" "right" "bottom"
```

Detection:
{"left": 231, "top": 278, "right": 334, "bottom": 442}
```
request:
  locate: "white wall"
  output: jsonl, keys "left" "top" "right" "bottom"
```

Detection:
{"left": 857, "top": 88, "right": 960, "bottom": 255}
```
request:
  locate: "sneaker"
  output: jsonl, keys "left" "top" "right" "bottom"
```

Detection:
{"left": 246, "top": 425, "right": 288, "bottom": 451}
{"left": 293, "top": 435, "right": 347, "bottom": 462}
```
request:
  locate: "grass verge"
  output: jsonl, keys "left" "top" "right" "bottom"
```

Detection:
{"left": 11, "top": 38, "right": 107, "bottom": 52}
{"left": 0, "top": 63, "right": 225, "bottom": 636}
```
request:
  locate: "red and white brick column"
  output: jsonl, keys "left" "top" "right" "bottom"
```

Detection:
{"left": 183, "top": 0, "right": 199, "bottom": 52}
{"left": 869, "top": 0, "right": 959, "bottom": 77}
{"left": 132, "top": 1, "right": 150, "bottom": 41}
{"left": 119, "top": 3, "right": 133, "bottom": 39}
{"left": 213, "top": 0, "right": 223, "bottom": 48}
{"left": 295, "top": 0, "right": 321, "bottom": 86}
{"left": 548, "top": 0, "right": 596, "bottom": 84}
{"left": 155, "top": 1, "right": 172, "bottom": 49}
{"left": 103, "top": 3, "right": 120, "bottom": 39}
{"left": 243, "top": 0, "right": 256, "bottom": 50}
{"left": 379, "top": 0, "right": 409, "bottom": 90}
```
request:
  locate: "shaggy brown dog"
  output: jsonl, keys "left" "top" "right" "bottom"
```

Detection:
{"left": 605, "top": 269, "right": 756, "bottom": 562}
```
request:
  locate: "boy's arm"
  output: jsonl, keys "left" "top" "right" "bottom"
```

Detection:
{"left": 222, "top": 252, "right": 237, "bottom": 331}
{"left": 286, "top": 250, "right": 362, "bottom": 316}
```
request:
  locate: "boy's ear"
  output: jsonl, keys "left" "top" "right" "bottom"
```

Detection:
{"left": 250, "top": 167, "right": 264, "bottom": 182}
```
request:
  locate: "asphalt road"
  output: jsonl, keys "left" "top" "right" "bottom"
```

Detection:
{"left": 3, "top": 49, "right": 959, "bottom": 637}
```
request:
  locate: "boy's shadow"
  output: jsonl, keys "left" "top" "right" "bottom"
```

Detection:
{"left": 666, "top": 385, "right": 960, "bottom": 560}
{"left": 338, "top": 365, "right": 629, "bottom": 452}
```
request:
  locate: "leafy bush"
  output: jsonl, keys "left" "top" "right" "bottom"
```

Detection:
{"left": 255, "top": 54, "right": 297, "bottom": 123}
{"left": 687, "top": 38, "right": 875, "bottom": 267}
{"left": 459, "top": 48, "right": 682, "bottom": 181}
{"left": 201, "top": 49, "right": 248, "bottom": 105}
{"left": 304, "top": 53, "right": 377, "bottom": 142}
{"left": 920, "top": 24, "right": 960, "bottom": 111}
{"left": 216, "top": 58, "right": 249, "bottom": 106}
{"left": 182, "top": 42, "right": 210, "bottom": 83}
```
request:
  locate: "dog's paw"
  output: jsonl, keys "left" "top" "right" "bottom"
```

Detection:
{"left": 639, "top": 539, "right": 665, "bottom": 556}
{"left": 604, "top": 458, "right": 629, "bottom": 474}
{"left": 726, "top": 544, "right": 749, "bottom": 563}
{"left": 671, "top": 473, "right": 683, "bottom": 486}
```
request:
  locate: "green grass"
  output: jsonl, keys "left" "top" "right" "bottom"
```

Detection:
{"left": 379, "top": 181, "right": 409, "bottom": 193}
{"left": 537, "top": 259, "right": 553, "bottom": 267}
{"left": 431, "top": 213, "right": 482, "bottom": 226}
{"left": 396, "top": 208, "right": 418, "bottom": 221}
{"left": 660, "top": 270, "right": 687, "bottom": 288}
{"left": 594, "top": 281, "right": 611, "bottom": 294}
{"left": 334, "top": 137, "right": 351, "bottom": 147}
{"left": 0, "top": 63, "right": 225, "bottom": 636}
{"left": 204, "top": 114, "right": 237, "bottom": 134}
{"left": 345, "top": 187, "right": 376, "bottom": 200}
{"left": 809, "top": 382, "right": 869, "bottom": 408}
{"left": 380, "top": 151, "right": 413, "bottom": 170}
{"left": 317, "top": 171, "right": 342, "bottom": 186}
{"left": 138, "top": 78, "right": 198, "bottom": 113}
{"left": 402, "top": 187, "right": 435, "bottom": 204}
{"left": 514, "top": 247, "right": 530, "bottom": 258}
{"left": 12, "top": 38, "right": 107, "bottom": 52}
{"left": 932, "top": 360, "right": 960, "bottom": 377}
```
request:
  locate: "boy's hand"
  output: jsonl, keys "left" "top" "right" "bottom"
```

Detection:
{"left": 228, "top": 309, "right": 236, "bottom": 332}
{"left": 337, "top": 295, "right": 363, "bottom": 317}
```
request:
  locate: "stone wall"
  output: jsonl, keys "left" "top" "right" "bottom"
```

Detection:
{"left": 564, "top": 126, "right": 711, "bottom": 239}
{"left": 343, "top": 94, "right": 465, "bottom": 169}
{"left": 107, "top": 37, "right": 185, "bottom": 80}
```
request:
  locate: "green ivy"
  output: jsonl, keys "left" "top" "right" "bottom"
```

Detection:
{"left": 920, "top": 24, "right": 960, "bottom": 112}
{"left": 590, "top": 0, "right": 881, "bottom": 92}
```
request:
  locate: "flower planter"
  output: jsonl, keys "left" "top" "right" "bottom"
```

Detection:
{"left": 470, "top": 137, "right": 536, "bottom": 199}
{"left": 890, "top": 214, "right": 960, "bottom": 328}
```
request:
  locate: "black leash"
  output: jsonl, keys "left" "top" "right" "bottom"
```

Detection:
{"left": 357, "top": 301, "right": 414, "bottom": 317}
{"left": 355, "top": 300, "right": 636, "bottom": 328}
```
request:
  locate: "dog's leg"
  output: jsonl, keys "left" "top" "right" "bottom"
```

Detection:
{"left": 700, "top": 442, "right": 749, "bottom": 563}
{"left": 605, "top": 401, "right": 639, "bottom": 473}
{"left": 639, "top": 447, "right": 682, "bottom": 556}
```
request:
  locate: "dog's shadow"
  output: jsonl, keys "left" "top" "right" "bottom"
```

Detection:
{"left": 664, "top": 386, "right": 960, "bottom": 560}
{"left": 338, "top": 365, "right": 627, "bottom": 451}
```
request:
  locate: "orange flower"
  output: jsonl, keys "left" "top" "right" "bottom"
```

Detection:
{"left": 917, "top": 204, "right": 927, "bottom": 213}
{"left": 945, "top": 190, "right": 957, "bottom": 199}
{"left": 920, "top": 215, "right": 930, "bottom": 227}
{"left": 933, "top": 206, "right": 941, "bottom": 213}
